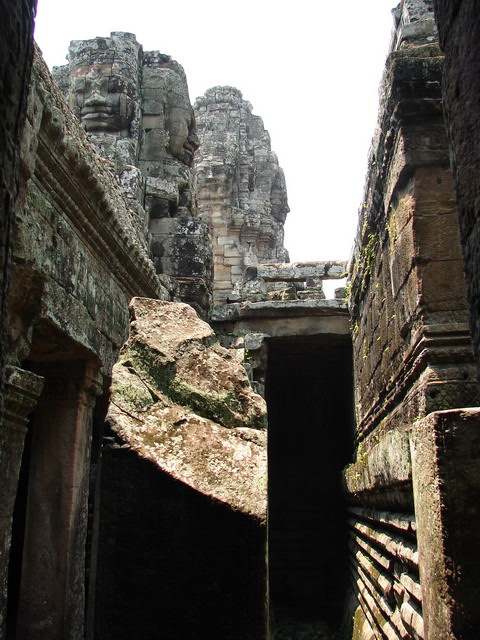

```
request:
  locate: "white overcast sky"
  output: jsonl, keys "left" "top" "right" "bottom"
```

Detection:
{"left": 34, "top": 0, "right": 396, "bottom": 266}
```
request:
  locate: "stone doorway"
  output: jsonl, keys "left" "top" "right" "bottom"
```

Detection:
{"left": 5, "top": 324, "right": 102, "bottom": 640}
{"left": 266, "top": 335, "right": 354, "bottom": 638}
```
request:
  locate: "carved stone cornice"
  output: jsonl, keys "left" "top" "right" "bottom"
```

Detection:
{"left": 356, "top": 324, "right": 478, "bottom": 440}
{"left": 29, "top": 48, "right": 169, "bottom": 302}
{"left": 3, "top": 365, "right": 44, "bottom": 436}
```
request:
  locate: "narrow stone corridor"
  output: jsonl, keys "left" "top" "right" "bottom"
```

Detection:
{"left": 266, "top": 336, "right": 354, "bottom": 639}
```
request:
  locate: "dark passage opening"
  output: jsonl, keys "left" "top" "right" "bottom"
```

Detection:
{"left": 266, "top": 334, "right": 354, "bottom": 635}
{"left": 95, "top": 443, "right": 266, "bottom": 640}
{"left": 6, "top": 415, "right": 34, "bottom": 639}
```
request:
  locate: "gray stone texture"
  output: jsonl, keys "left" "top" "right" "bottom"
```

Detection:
{"left": 0, "top": 366, "right": 43, "bottom": 634}
{"left": 228, "top": 261, "right": 348, "bottom": 303}
{"left": 11, "top": 48, "right": 167, "bottom": 371}
{"left": 108, "top": 297, "right": 267, "bottom": 515}
{"left": 349, "top": 1, "right": 477, "bottom": 443}
{"left": 255, "top": 261, "right": 347, "bottom": 282}
{"left": 411, "top": 409, "right": 480, "bottom": 639}
{"left": 0, "top": 6, "right": 39, "bottom": 633}
{"left": 65, "top": 32, "right": 143, "bottom": 166}
{"left": 98, "top": 297, "right": 268, "bottom": 639}
{"left": 194, "top": 86, "right": 289, "bottom": 303}
{"left": 212, "top": 299, "right": 350, "bottom": 401}
{"left": 2, "top": 2, "right": 480, "bottom": 638}
{"left": 2, "top": 46, "right": 168, "bottom": 639}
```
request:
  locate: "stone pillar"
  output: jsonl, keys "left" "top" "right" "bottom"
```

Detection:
{"left": 411, "top": 408, "right": 480, "bottom": 640}
{"left": 0, "top": 366, "right": 44, "bottom": 637}
{"left": 15, "top": 361, "right": 102, "bottom": 640}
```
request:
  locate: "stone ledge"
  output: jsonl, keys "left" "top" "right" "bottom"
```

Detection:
{"left": 211, "top": 298, "right": 349, "bottom": 321}
{"left": 344, "top": 429, "right": 412, "bottom": 497}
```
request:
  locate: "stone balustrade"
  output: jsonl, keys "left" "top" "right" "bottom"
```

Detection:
{"left": 250, "top": 261, "right": 348, "bottom": 282}
{"left": 229, "top": 260, "right": 348, "bottom": 304}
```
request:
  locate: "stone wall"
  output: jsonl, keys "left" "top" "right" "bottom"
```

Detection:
{"left": 0, "top": 0, "right": 36, "bottom": 445}
{"left": 345, "top": 1, "right": 480, "bottom": 638}
{"left": 349, "top": 0, "right": 477, "bottom": 443}
{"left": 194, "top": 87, "right": 289, "bottom": 304}
{"left": 0, "top": 0, "right": 37, "bottom": 635}
{"left": 1, "top": 46, "right": 170, "bottom": 639}
{"left": 433, "top": 1, "right": 480, "bottom": 374}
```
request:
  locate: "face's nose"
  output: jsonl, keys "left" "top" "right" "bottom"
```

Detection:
{"left": 84, "top": 90, "right": 108, "bottom": 106}
{"left": 190, "top": 131, "right": 200, "bottom": 149}
{"left": 188, "top": 124, "right": 200, "bottom": 151}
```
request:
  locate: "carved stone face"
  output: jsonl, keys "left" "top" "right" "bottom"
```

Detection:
{"left": 167, "top": 106, "right": 199, "bottom": 166}
{"left": 140, "top": 53, "right": 199, "bottom": 168}
{"left": 71, "top": 63, "right": 135, "bottom": 135}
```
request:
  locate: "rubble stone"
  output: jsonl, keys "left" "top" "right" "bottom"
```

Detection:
{"left": 108, "top": 297, "right": 267, "bottom": 518}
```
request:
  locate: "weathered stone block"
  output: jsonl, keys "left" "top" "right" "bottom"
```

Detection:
{"left": 257, "top": 261, "right": 347, "bottom": 282}
{"left": 411, "top": 409, "right": 480, "bottom": 639}
{"left": 109, "top": 298, "right": 267, "bottom": 516}
{"left": 344, "top": 429, "right": 412, "bottom": 497}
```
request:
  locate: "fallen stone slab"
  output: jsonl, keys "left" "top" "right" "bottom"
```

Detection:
{"left": 108, "top": 297, "right": 267, "bottom": 519}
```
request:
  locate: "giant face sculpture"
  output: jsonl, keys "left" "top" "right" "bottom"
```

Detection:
{"left": 72, "top": 64, "right": 135, "bottom": 135}
{"left": 68, "top": 33, "right": 141, "bottom": 141}
{"left": 166, "top": 105, "right": 199, "bottom": 167}
{"left": 141, "top": 53, "right": 198, "bottom": 169}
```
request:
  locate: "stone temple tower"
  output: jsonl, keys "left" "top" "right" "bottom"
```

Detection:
{"left": 194, "top": 86, "right": 290, "bottom": 304}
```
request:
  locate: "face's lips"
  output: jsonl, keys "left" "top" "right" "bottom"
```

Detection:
{"left": 181, "top": 146, "right": 195, "bottom": 165}
{"left": 81, "top": 106, "right": 115, "bottom": 116}
{"left": 182, "top": 136, "right": 199, "bottom": 162}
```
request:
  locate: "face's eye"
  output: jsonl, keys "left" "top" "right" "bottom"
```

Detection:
{"left": 73, "top": 77, "right": 86, "bottom": 93}
{"left": 108, "top": 76, "right": 125, "bottom": 93}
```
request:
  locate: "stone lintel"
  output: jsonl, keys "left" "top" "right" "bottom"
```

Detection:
{"left": 211, "top": 299, "right": 348, "bottom": 322}
{"left": 212, "top": 300, "right": 350, "bottom": 341}
{"left": 254, "top": 261, "right": 348, "bottom": 282}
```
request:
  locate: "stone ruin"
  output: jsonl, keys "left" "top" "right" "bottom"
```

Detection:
{"left": 2, "top": 0, "right": 480, "bottom": 638}
{"left": 55, "top": 32, "right": 212, "bottom": 317}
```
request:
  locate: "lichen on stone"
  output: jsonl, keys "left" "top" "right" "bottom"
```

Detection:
{"left": 108, "top": 297, "right": 268, "bottom": 520}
